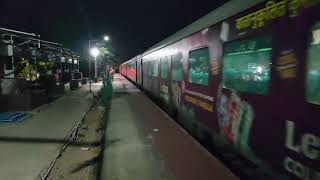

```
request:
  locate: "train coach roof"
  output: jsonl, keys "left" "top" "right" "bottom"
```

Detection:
{"left": 142, "top": 0, "right": 266, "bottom": 56}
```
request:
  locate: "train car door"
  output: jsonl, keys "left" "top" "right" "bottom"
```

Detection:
{"left": 150, "top": 58, "right": 160, "bottom": 97}
{"left": 124, "top": 63, "right": 128, "bottom": 78}
{"left": 159, "top": 56, "right": 172, "bottom": 112}
{"left": 135, "top": 60, "right": 138, "bottom": 84}
{"left": 169, "top": 53, "right": 183, "bottom": 114}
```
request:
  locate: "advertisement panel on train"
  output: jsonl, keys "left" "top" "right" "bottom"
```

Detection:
{"left": 120, "top": 1, "right": 320, "bottom": 179}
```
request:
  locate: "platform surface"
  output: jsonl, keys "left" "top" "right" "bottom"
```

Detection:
{"left": 101, "top": 74, "right": 239, "bottom": 180}
{"left": 0, "top": 83, "right": 102, "bottom": 180}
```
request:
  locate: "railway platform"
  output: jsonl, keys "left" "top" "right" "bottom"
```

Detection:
{"left": 0, "top": 82, "right": 102, "bottom": 180}
{"left": 101, "top": 74, "right": 239, "bottom": 180}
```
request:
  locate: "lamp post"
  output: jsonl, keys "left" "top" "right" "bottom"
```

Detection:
{"left": 89, "top": 47, "right": 100, "bottom": 92}
{"left": 88, "top": 35, "right": 109, "bottom": 92}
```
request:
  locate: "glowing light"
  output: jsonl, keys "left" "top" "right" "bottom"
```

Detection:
{"left": 90, "top": 47, "right": 100, "bottom": 57}
{"left": 257, "top": 66, "right": 263, "bottom": 73}
{"left": 104, "top": 36, "right": 110, "bottom": 41}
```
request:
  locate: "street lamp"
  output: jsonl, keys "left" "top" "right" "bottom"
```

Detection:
{"left": 88, "top": 35, "right": 109, "bottom": 92}
{"left": 90, "top": 47, "right": 100, "bottom": 57}
{"left": 91, "top": 47, "right": 100, "bottom": 82}
{"left": 104, "top": 36, "right": 109, "bottom": 41}
{"left": 89, "top": 47, "right": 100, "bottom": 92}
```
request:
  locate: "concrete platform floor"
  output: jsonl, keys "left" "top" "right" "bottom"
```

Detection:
{"left": 0, "top": 82, "right": 102, "bottom": 180}
{"left": 101, "top": 74, "right": 238, "bottom": 180}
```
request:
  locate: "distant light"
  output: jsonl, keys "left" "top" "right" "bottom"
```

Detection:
{"left": 104, "top": 36, "right": 110, "bottom": 41}
{"left": 257, "top": 66, "right": 263, "bottom": 73}
{"left": 69, "top": 58, "right": 72, "bottom": 63}
{"left": 74, "top": 60, "right": 78, "bottom": 64}
{"left": 90, "top": 47, "right": 100, "bottom": 57}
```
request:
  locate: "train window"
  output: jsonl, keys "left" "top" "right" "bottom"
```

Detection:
{"left": 152, "top": 59, "right": 159, "bottom": 77}
{"left": 160, "top": 57, "right": 169, "bottom": 79}
{"left": 306, "top": 22, "right": 320, "bottom": 105}
{"left": 188, "top": 47, "right": 209, "bottom": 85}
{"left": 172, "top": 53, "right": 183, "bottom": 81}
{"left": 222, "top": 35, "right": 272, "bottom": 95}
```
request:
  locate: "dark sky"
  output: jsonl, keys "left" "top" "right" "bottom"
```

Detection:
{"left": 1, "top": 0, "right": 226, "bottom": 62}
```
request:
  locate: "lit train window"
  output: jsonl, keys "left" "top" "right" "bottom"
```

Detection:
{"left": 172, "top": 53, "right": 183, "bottom": 81}
{"left": 160, "top": 57, "right": 169, "bottom": 79}
{"left": 152, "top": 59, "right": 159, "bottom": 77}
{"left": 188, "top": 47, "right": 209, "bottom": 85}
{"left": 306, "top": 22, "right": 320, "bottom": 105}
{"left": 222, "top": 35, "right": 272, "bottom": 95}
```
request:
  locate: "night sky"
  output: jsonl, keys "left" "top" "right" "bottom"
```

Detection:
{"left": 1, "top": 0, "right": 227, "bottom": 62}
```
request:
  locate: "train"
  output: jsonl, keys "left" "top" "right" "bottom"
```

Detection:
{"left": 119, "top": 0, "right": 320, "bottom": 179}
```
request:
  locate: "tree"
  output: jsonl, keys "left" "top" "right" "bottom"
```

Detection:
{"left": 99, "top": 46, "right": 120, "bottom": 67}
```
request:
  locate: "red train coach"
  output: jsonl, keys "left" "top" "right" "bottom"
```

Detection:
{"left": 119, "top": 63, "right": 126, "bottom": 76}
{"left": 121, "top": 55, "right": 143, "bottom": 86}
{"left": 121, "top": 0, "right": 320, "bottom": 179}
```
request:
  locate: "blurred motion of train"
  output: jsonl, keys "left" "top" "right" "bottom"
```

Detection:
{"left": 120, "top": 0, "right": 320, "bottom": 179}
